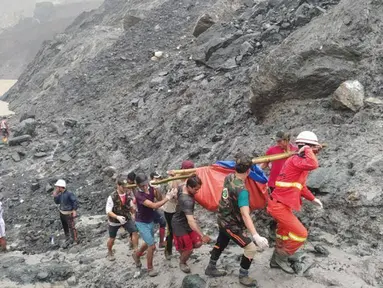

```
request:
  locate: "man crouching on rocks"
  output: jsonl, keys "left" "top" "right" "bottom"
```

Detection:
{"left": 53, "top": 179, "right": 78, "bottom": 246}
{"left": 105, "top": 174, "right": 139, "bottom": 261}
{"left": 0, "top": 201, "right": 6, "bottom": 251}
{"left": 205, "top": 154, "right": 269, "bottom": 287}
{"left": 172, "top": 175, "right": 211, "bottom": 273}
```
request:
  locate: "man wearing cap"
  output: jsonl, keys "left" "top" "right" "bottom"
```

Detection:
{"left": 0, "top": 201, "right": 6, "bottom": 252}
{"left": 150, "top": 172, "right": 167, "bottom": 249}
{"left": 163, "top": 160, "right": 195, "bottom": 260}
{"left": 260, "top": 131, "right": 297, "bottom": 192}
{"left": 133, "top": 173, "right": 177, "bottom": 277}
{"left": 105, "top": 174, "right": 139, "bottom": 261}
{"left": 53, "top": 179, "right": 78, "bottom": 245}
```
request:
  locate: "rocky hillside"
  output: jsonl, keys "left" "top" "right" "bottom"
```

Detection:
{"left": 0, "top": 0, "right": 102, "bottom": 78}
{"left": 1, "top": 0, "right": 383, "bottom": 287}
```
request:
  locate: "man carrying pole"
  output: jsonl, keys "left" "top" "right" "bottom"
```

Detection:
{"left": 267, "top": 131, "right": 323, "bottom": 274}
{"left": 205, "top": 154, "right": 269, "bottom": 287}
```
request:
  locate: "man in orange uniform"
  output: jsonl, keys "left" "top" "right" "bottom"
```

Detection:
{"left": 267, "top": 131, "right": 323, "bottom": 274}
{"left": 260, "top": 131, "right": 297, "bottom": 192}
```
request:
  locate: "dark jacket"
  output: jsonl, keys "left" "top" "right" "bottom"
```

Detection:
{"left": 109, "top": 191, "right": 132, "bottom": 223}
{"left": 54, "top": 190, "right": 78, "bottom": 212}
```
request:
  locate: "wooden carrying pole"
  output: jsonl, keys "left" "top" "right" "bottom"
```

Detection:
{"left": 125, "top": 174, "right": 195, "bottom": 188}
{"left": 167, "top": 144, "right": 327, "bottom": 175}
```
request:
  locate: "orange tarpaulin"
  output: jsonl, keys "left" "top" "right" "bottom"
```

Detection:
{"left": 194, "top": 165, "right": 268, "bottom": 212}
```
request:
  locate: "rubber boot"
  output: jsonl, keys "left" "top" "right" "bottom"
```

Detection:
{"left": 274, "top": 251, "right": 295, "bottom": 274}
{"left": 239, "top": 275, "right": 258, "bottom": 287}
{"left": 288, "top": 250, "right": 305, "bottom": 263}
{"left": 269, "top": 250, "right": 279, "bottom": 268}
{"left": 205, "top": 265, "right": 227, "bottom": 277}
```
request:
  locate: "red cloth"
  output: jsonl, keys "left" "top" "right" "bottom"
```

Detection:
{"left": 265, "top": 144, "right": 297, "bottom": 188}
{"left": 174, "top": 230, "right": 201, "bottom": 251}
{"left": 267, "top": 198, "right": 308, "bottom": 255}
{"left": 271, "top": 147, "right": 318, "bottom": 211}
{"left": 119, "top": 194, "right": 127, "bottom": 205}
{"left": 194, "top": 165, "right": 267, "bottom": 212}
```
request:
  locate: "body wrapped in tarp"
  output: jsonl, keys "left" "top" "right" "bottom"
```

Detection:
{"left": 194, "top": 161, "right": 268, "bottom": 211}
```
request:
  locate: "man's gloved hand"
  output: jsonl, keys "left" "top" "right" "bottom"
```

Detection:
{"left": 116, "top": 216, "right": 126, "bottom": 225}
{"left": 253, "top": 233, "right": 269, "bottom": 249}
{"left": 165, "top": 188, "right": 177, "bottom": 200}
{"left": 313, "top": 198, "right": 323, "bottom": 209}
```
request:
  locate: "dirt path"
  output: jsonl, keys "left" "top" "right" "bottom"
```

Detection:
{"left": 0, "top": 214, "right": 380, "bottom": 288}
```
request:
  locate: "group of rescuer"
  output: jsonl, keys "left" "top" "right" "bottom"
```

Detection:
{"left": 42, "top": 130, "right": 323, "bottom": 287}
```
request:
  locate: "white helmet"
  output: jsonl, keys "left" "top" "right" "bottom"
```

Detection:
{"left": 54, "top": 179, "right": 66, "bottom": 188}
{"left": 295, "top": 131, "right": 319, "bottom": 146}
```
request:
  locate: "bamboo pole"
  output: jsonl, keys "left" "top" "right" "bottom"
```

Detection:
{"left": 167, "top": 143, "right": 328, "bottom": 175}
{"left": 125, "top": 174, "right": 195, "bottom": 188}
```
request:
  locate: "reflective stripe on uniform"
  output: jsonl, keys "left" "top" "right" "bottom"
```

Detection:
{"left": 276, "top": 232, "right": 306, "bottom": 242}
{"left": 288, "top": 232, "right": 306, "bottom": 242}
{"left": 276, "top": 234, "right": 289, "bottom": 240}
{"left": 275, "top": 181, "right": 303, "bottom": 190}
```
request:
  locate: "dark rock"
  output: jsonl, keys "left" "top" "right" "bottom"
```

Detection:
{"left": 332, "top": 80, "right": 364, "bottom": 112}
{"left": 211, "top": 135, "right": 222, "bottom": 142}
{"left": 14, "top": 119, "right": 37, "bottom": 137}
{"left": 307, "top": 167, "right": 348, "bottom": 194}
{"left": 193, "top": 14, "right": 215, "bottom": 38}
{"left": 34, "top": 152, "right": 48, "bottom": 158}
{"left": 31, "top": 182, "right": 40, "bottom": 191}
{"left": 182, "top": 274, "right": 207, "bottom": 288}
{"left": 45, "top": 183, "right": 54, "bottom": 193}
{"left": 8, "top": 135, "right": 32, "bottom": 146}
{"left": 123, "top": 15, "right": 141, "bottom": 30}
{"left": 19, "top": 110, "right": 36, "bottom": 122}
{"left": 64, "top": 119, "right": 77, "bottom": 127}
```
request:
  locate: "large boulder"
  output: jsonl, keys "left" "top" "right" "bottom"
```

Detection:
{"left": 250, "top": 0, "right": 382, "bottom": 117}
{"left": 8, "top": 135, "right": 32, "bottom": 146}
{"left": 193, "top": 14, "right": 215, "bottom": 38}
{"left": 13, "top": 119, "right": 37, "bottom": 137}
{"left": 331, "top": 80, "right": 364, "bottom": 112}
{"left": 123, "top": 15, "right": 141, "bottom": 30}
{"left": 182, "top": 274, "right": 207, "bottom": 288}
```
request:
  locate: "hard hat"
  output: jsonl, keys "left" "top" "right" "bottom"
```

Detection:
{"left": 295, "top": 131, "right": 319, "bottom": 145}
{"left": 54, "top": 179, "right": 66, "bottom": 188}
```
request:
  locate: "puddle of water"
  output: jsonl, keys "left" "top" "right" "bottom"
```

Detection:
{"left": 0, "top": 79, "right": 17, "bottom": 116}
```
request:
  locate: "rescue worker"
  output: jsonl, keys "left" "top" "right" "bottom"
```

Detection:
{"left": 126, "top": 171, "right": 138, "bottom": 250}
{"left": 164, "top": 160, "right": 195, "bottom": 260}
{"left": 133, "top": 173, "right": 177, "bottom": 276}
{"left": 260, "top": 131, "right": 297, "bottom": 192}
{"left": 0, "top": 201, "right": 6, "bottom": 252}
{"left": 1, "top": 116, "right": 9, "bottom": 143}
{"left": 105, "top": 174, "right": 139, "bottom": 261}
{"left": 205, "top": 154, "right": 269, "bottom": 287}
{"left": 172, "top": 175, "right": 210, "bottom": 273}
{"left": 53, "top": 179, "right": 78, "bottom": 245}
{"left": 267, "top": 131, "right": 323, "bottom": 274}
{"left": 150, "top": 171, "right": 167, "bottom": 249}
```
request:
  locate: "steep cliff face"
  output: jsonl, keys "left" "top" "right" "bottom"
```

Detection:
{"left": 0, "top": 0, "right": 102, "bottom": 78}
{"left": 1, "top": 0, "right": 383, "bottom": 287}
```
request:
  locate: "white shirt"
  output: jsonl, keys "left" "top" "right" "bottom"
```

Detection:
{"left": 0, "top": 201, "right": 5, "bottom": 237}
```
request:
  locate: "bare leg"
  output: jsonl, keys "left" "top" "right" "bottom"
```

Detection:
{"left": 107, "top": 238, "right": 115, "bottom": 254}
